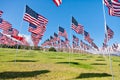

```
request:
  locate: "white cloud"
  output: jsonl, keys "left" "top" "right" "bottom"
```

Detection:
{"left": 19, "top": 34, "right": 33, "bottom": 46}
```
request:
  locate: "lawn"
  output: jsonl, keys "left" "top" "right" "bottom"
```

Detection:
{"left": 0, "top": 48, "right": 119, "bottom": 80}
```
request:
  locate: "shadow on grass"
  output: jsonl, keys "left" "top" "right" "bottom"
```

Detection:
{"left": 56, "top": 62, "right": 79, "bottom": 65}
{"left": 75, "top": 58, "right": 88, "bottom": 61}
{"left": 49, "top": 57, "right": 64, "bottom": 59}
{"left": 56, "top": 62, "right": 93, "bottom": 69}
{"left": 91, "top": 63, "right": 107, "bottom": 65}
{"left": 0, "top": 70, "right": 50, "bottom": 79}
{"left": 75, "top": 73, "right": 112, "bottom": 79}
{"left": 96, "top": 59, "right": 105, "bottom": 61}
{"left": 113, "top": 60, "right": 120, "bottom": 62}
{"left": 8, "top": 60, "right": 37, "bottom": 62}
{"left": 18, "top": 56, "right": 34, "bottom": 58}
{"left": 86, "top": 56, "right": 93, "bottom": 58}
{"left": 97, "top": 56, "right": 104, "bottom": 58}
{"left": 119, "top": 64, "right": 120, "bottom": 66}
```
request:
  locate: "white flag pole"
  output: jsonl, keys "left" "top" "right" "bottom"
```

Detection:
{"left": 102, "top": 0, "right": 114, "bottom": 80}
{"left": 15, "top": 5, "right": 26, "bottom": 63}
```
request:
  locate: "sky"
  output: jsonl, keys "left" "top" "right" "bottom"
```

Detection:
{"left": 0, "top": 0, "right": 120, "bottom": 47}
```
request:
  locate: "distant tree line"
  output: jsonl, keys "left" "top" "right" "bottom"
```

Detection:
{"left": 0, "top": 44, "right": 42, "bottom": 50}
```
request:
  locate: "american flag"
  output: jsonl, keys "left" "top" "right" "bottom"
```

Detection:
{"left": 0, "top": 18, "right": 12, "bottom": 30}
{"left": 0, "top": 32, "right": 3, "bottom": 44}
{"left": 10, "top": 40, "right": 17, "bottom": 46}
{"left": 41, "top": 39, "right": 49, "bottom": 47}
{"left": 31, "top": 33, "right": 42, "bottom": 39}
{"left": 106, "top": 25, "right": 114, "bottom": 40}
{"left": 72, "top": 41, "right": 77, "bottom": 48}
{"left": 50, "top": 36, "right": 54, "bottom": 42}
{"left": 84, "top": 31, "right": 89, "bottom": 38}
{"left": 80, "top": 40, "right": 83, "bottom": 48}
{"left": 73, "top": 35, "right": 79, "bottom": 43}
{"left": 0, "top": 32, "right": 3, "bottom": 37}
{"left": 53, "top": 0, "right": 62, "bottom": 6}
{"left": 53, "top": 42, "right": 57, "bottom": 47}
{"left": 112, "top": 43, "right": 118, "bottom": 49}
{"left": 76, "top": 24, "right": 84, "bottom": 34}
{"left": 12, "top": 28, "right": 19, "bottom": 36}
{"left": 3, "top": 28, "right": 19, "bottom": 36}
{"left": 7, "top": 38, "right": 12, "bottom": 46}
{"left": 32, "top": 37, "right": 40, "bottom": 47}
{"left": 104, "top": 34, "right": 108, "bottom": 43}
{"left": 71, "top": 16, "right": 78, "bottom": 32}
{"left": 24, "top": 5, "right": 48, "bottom": 27}
{"left": 104, "top": 0, "right": 120, "bottom": 17}
{"left": 54, "top": 32, "right": 60, "bottom": 41}
{"left": 28, "top": 23, "right": 45, "bottom": 35}
{"left": 91, "top": 42, "right": 99, "bottom": 50}
{"left": 0, "top": 10, "right": 3, "bottom": 17}
{"left": 31, "top": 33, "right": 42, "bottom": 46}
{"left": 84, "top": 31, "right": 93, "bottom": 43}
{"left": 71, "top": 16, "right": 84, "bottom": 34}
{"left": 60, "top": 39, "right": 66, "bottom": 48}
{"left": 3, "top": 28, "right": 13, "bottom": 35}
{"left": 58, "top": 26, "right": 68, "bottom": 39}
{"left": 88, "top": 38, "right": 93, "bottom": 44}
{"left": 0, "top": 35, "right": 8, "bottom": 45}
{"left": 46, "top": 39, "right": 52, "bottom": 46}
{"left": 103, "top": 43, "right": 107, "bottom": 47}
{"left": 65, "top": 38, "right": 69, "bottom": 44}
{"left": 54, "top": 32, "right": 58, "bottom": 37}
{"left": 11, "top": 35, "right": 23, "bottom": 41}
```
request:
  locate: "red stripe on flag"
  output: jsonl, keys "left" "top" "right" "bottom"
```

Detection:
{"left": 53, "top": 0, "right": 62, "bottom": 6}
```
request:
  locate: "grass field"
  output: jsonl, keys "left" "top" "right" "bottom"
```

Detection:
{"left": 0, "top": 48, "right": 120, "bottom": 80}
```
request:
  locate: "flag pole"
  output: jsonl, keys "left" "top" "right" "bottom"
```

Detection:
{"left": 82, "top": 27, "right": 85, "bottom": 55}
{"left": 102, "top": 0, "right": 114, "bottom": 80}
{"left": 15, "top": 5, "right": 26, "bottom": 63}
{"left": 69, "top": 16, "right": 73, "bottom": 65}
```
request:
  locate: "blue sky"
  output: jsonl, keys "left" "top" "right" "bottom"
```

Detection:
{"left": 0, "top": 0, "right": 120, "bottom": 47}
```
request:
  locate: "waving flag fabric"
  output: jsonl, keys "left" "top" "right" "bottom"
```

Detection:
{"left": 103, "top": 25, "right": 114, "bottom": 44}
{"left": 76, "top": 24, "right": 84, "bottom": 34}
{"left": 91, "top": 42, "right": 99, "bottom": 50}
{"left": 58, "top": 26, "right": 68, "bottom": 38}
{"left": 0, "top": 18, "right": 12, "bottom": 30}
{"left": 73, "top": 35, "right": 79, "bottom": 43}
{"left": 11, "top": 35, "right": 23, "bottom": 41}
{"left": 31, "top": 33, "right": 42, "bottom": 46}
{"left": 54, "top": 32, "right": 60, "bottom": 41}
{"left": 12, "top": 28, "right": 19, "bottom": 36}
{"left": 50, "top": 36, "right": 54, "bottom": 42}
{"left": 3, "top": 28, "right": 13, "bottom": 35}
{"left": 54, "top": 32, "right": 58, "bottom": 37}
{"left": 0, "top": 10, "right": 3, "bottom": 17}
{"left": 84, "top": 31, "right": 90, "bottom": 41}
{"left": 31, "top": 33, "right": 42, "bottom": 39}
{"left": 84, "top": 31, "right": 93, "bottom": 44}
{"left": 53, "top": 0, "right": 62, "bottom": 6}
{"left": 3, "top": 28, "right": 19, "bottom": 36}
{"left": 106, "top": 25, "right": 114, "bottom": 40}
{"left": 71, "top": 16, "right": 78, "bottom": 31}
{"left": 31, "top": 37, "right": 40, "bottom": 47}
{"left": 71, "top": 16, "right": 84, "bottom": 34}
{"left": 28, "top": 23, "right": 45, "bottom": 35}
{"left": 72, "top": 41, "right": 77, "bottom": 48}
{"left": 24, "top": 5, "right": 48, "bottom": 27}
{"left": 104, "top": 0, "right": 120, "bottom": 17}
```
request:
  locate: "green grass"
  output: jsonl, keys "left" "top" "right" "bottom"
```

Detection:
{"left": 0, "top": 48, "right": 120, "bottom": 80}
